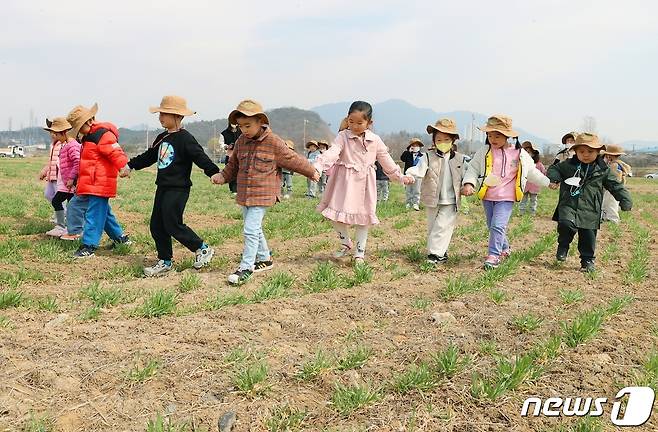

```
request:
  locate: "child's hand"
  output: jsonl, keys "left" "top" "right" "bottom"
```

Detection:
{"left": 549, "top": 183, "right": 559, "bottom": 190}
{"left": 461, "top": 184, "right": 474, "bottom": 196}
{"left": 402, "top": 175, "right": 415, "bottom": 185}
{"left": 65, "top": 179, "right": 74, "bottom": 188}
{"left": 311, "top": 170, "right": 321, "bottom": 182}
{"left": 211, "top": 173, "right": 225, "bottom": 185}
{"left": 119, "top": 166, "right": 131, "bottom": 178}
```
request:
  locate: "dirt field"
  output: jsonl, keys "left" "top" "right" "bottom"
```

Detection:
{"left": 0, "top": 158, "right": 656, "bottom": 432}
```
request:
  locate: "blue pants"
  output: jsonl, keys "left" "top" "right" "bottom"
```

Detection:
{"left": 81, "top": 195, "right": 124, "bottom": 247}
{"left": 66, "top": 194, "right": 89, "bottom": 235}
{"left": 483, "top": 200, "right": 514, "bottom": 256}
{"left": 239, "top": 206, "right": 270, "bottom": 271}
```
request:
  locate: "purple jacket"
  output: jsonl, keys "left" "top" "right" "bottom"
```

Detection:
{"left": 57, "top": 139, "right": 82, "bottom": 193}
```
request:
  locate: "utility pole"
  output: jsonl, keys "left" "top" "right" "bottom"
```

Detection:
{"left": 303, "top": 118, "right": 309, "bottom": 144}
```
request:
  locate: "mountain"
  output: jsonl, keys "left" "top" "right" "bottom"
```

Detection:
{"left": 311, "top": 99, "right": 549, "bottom": 145}
{"left": 620, "top": 140, "right": 658, "bottom": 153}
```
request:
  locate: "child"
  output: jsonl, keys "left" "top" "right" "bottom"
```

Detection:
{"left": 375, "top": 161, "right": 390, "bottom": 202}
{"left": 313, "top": 101, "right": 414, "bottom": 263}
{"left": 553, "top": 131, "right": 577, "bottom": 165}
{"left": 66, "top": 103, "right": 131, "bottom": 258}
{"left": 42, "top": 118, "right": 79, "bottom": 237}
{"left": 547, "top": 133, "right": 632, "bottom": 272}
{"left": 123, "top": 95, "right": 220, "bottom": 276}
{"left": 281, "top": 140, "right": 295, "bottom": 199}
{"left": 400, "top": 138, "right": 424, "bottom": 210}
{"left": 39, "top": 122, "right": 63, "bottom": 223}
{"left": 318, "top": 140, "right": 330, "bottom": 193}
{"left": 519, "top": 141, "right": 547, "bottom": 216}
{"left": 462, "top": 115, "right": 550, "bottom": 269}
{"left": 599, "top": 144, "right": 630, "bottom": 224}
{"left": 305, "top": 140, "right": 321, "bottom": 198}
{"left": 213, "top": 99, "right": 319, "bottom": 285}
{"left": 407, "top": 118, "right": 467, "bottom": 264}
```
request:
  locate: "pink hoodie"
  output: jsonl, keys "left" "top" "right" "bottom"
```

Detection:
{"left": 57, "top": 139, "right": 82, "bottom": 193}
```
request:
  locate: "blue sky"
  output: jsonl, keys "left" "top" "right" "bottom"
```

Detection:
{"left": 1, "top": 0, "right": 657, "bottom": 143}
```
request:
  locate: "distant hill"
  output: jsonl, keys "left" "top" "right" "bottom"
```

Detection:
{"left": 620, "top": 140, "right": 658, "bottom": 153}
{"left": 312, "top": 99, "right": 550, "bottom": 144}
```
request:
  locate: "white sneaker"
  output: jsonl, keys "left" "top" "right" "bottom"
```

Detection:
{"left": 283, "top": 194, "right": 290, "bottom": 199}
{"left": 46, "top": 226, "right": 67, "bottom": 237}
{"left": 413, "top": 204, "right": 420, "bottom": 211}
{"left": 144, "top": 260, "right": 172, "bottom": 277}
{"left": 406, "top": 203, "right": 411, "bottom": 209}
{"left": 194, "top": 245, "right": 214, "bottom": 269}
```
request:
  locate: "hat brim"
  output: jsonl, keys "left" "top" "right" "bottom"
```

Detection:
{"left": 426, "top": 124, "right": 460, "bottom": 139}
{"left": 601, "top": 150, "right": 626, "bottom": 156}
{"left": 43, "top": 126, "right": 72, "bottom": 133}
{"left": 149, "top": 107, "right": 195, "bottom": 116}
{"left": 561, "top": 133, "right": 577, "bottom": 145}
{"left": 71, "top": 103, "right": 99, "bottom": 136}
{"left": 572, "top": 143, "right": 606, "bottom": 151}
{"left": 228, "top": 109, "right": 269, "bottom": 125}
{"left": 478, "top": 125, "right": 519, "bottom": 138}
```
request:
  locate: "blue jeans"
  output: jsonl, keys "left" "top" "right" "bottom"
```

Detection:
{"left": 66, "top": 194, "right": 89, "bottom": 235}
{"left": 81, "top": 195, "right": 124, "bottom": 247}
{"left": 483, "top": 200, "right": 514, "bottom": 256}
{"left": 239, "top": 206, "right": 270, "bottom": 271}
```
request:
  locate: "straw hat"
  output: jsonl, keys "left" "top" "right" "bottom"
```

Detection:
{"left": 406, "top": 137, "right": 424, "bottom": 150}
{"left": 478, "top": 115, "right": 518, "bottom": 138}
{"left": 66, "top": 103, "right": 98, "bottom": 136}
{"left": 601, "top": 144, "right": 626, "bottom": 156}
{"left": 521, "top": 141, "right": 537, "bottom": 152}
{"left": 228, "top": 99, "right": 269, "bottom": 125}
{"left": 305, "top": 140, "right": 319, "bottom": 149}
{"left": 43, "top": 117, "right": 72, "bottom": 133}
{"left": 427, "top": 118, "right": 460, "bottom": 139}
{"left": 572, "top": 133, "right": 605, "bottom": 151}
{"left": 285, "top": 139, "right": 295, "bottom": 150}
{"left": 561, "top": 131, "right": 578, "bottom": 145}
{"left": 317, "top": 140, "right": 330, "bottom": 149}
{"left": 149, "top": 95, "right": 195, "bottom": 116}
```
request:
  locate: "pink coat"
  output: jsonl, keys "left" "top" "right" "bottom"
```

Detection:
{"left": 314, "top": 129, "right": 404, "bottom": 225}
{"left": 57, "top": 139, "right": 82, "bottom": 193}
{"left": 40, "top": 141, "right": 62, "bottom": 182}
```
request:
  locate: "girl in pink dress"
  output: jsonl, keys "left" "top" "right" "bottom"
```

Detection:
{"left": 313, "top": 101, "right": 415, "bottom": 263}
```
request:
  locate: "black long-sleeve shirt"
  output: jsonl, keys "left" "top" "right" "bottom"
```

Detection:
{"left": 128, "top": 129, "right": 219, "bottom": 189}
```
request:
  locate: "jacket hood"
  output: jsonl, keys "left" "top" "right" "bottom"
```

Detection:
{"left": 90, "top": 122, "right": 120, "bottom": 141}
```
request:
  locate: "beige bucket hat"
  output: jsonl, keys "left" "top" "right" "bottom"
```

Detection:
{"left": 228, "top": 99, "right": 269, "bottom": 125}
{"left": 427, "top": 118, "right": 460, "bottom": 139}
{"left": 149, "top": 95, "right": 195, "bottom": 116}
{"left": 43, "top": 117, "right": 72, "bottom": 133}
{"left": 572, "top": 132, "right": 606, "bottom": 151}
{"left": 478, "top": 115, "right": 519, "bottom": 138}
{"left": 285, "top": 139, "right": 295, "bottom": 150}
{"left": 317, "top": 140, "right": 330, "bottom": 149}
{"left": 521, "top": 141, "right": 537, "bottom": 152}
{"left": 305, "top": 140, "right": 319, "bottom": 149}
{"left": 601, "top": 144, "right": 626, "bottom": 156}
{"left": 66, "top": 103, "right": 98, "bottom": 136}
{"left": 561, "top": 131, "right": 578, "bottom": 145}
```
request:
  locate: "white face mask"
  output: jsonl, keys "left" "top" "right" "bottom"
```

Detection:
{"left": 410, "top": 146, "right": 420, "bottom": 153}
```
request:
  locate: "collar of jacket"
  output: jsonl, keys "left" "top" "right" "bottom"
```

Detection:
{"left": 568, "top": 155, "right": 607, "bottom": 170}
{"left": 346, "top": 129, "right": 376, "bottom": 142}
{"left": 245, "top": 125, "right": 271, "bottom": 143}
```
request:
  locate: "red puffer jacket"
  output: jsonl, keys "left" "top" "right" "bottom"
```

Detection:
{"left": 77, "top": 122, "right": 128, "bottom": 198}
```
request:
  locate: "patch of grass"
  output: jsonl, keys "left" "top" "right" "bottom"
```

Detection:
{"left": 439, "top": 275, "right": 474, "bottom": 300}
{"left": 295, "top": 350, "right": 333, "bottom": 381}
{"left": 549, "top": 417, "right": 603, "bottom": 432}
{"left": 112, "top": 242, "right": 132, "bottom": 256}
{"left": 0, "top": 289, "right": 24, "bottom": 309}
{"left": 100, "top": 262, "right": 143, "bottom": 281}
{"left": 145, "top": 414, "right": 190, "bottom": 432}
{"left": 390, "top": 266, "right": 410, "bottom": 281}
{"left": 0, "top": 315, "right": 13, "bottom": 329}
{"left": 331, "top": 383, "right": 380, "bottom": 416}
{"left": 35, "top": 296, "right": 58, "bottom": 312}
{"left": 178, "top": 273, "right": 201, "bottom": 293}
{"left": 18, "top": 220, "right": 52, "bottom": 236}
{"left": 393, "top": 218, "right": 413, "bottom": 230}
{"left": 304, "top": 262, "right": 345, "bottom": 293}
{"left": 265, "top": 405, "right": 307, "bottom": 432}
{"left": 411, "top": 296, "right": 431, "bottom": 310}
{"left": 471, "top": 352, "right": 542, "bottom": 400}
{"left": 561, "top": 309, "right": 604, "bottom": 348}
{"left": 33, "top": 241, "right": 74, "bottom": 263}
{"left": 232, "top": 360, "right": 269, "bottom": 394}
{"left": 478, "top": 339, "right": 499, "bottom": 356}
{"left": 252, "top": 272, "right": 294, "bottom": 302}
{"left": 79, "top": 306, "right": 101, "bottom": 321}
{"left": 348, "top": 262, "right": 373, "bottom": 287}
{"left": 391, "top": 362, "right": 437, "bottom": 394}
{"left": 0, "top": 268, "right": 44, "bottom": 289}
{"left": 134, "top": 289, "right": 177, "bottom": 318}
{"left": 624, "top": 224, "right": 649, "bottom": 285}
{"left": 22, "top": 412, "right": 55, "bottom": 432}
{"left": 559, "top": 288, "right": 584, "bottom": 305}
{"left": 489, "top": 289, "right": 508, "bottom": 305}
{"left": 205, "top": 292, "right": 249, "bottom": 310}
{"left": 510, "top": 313, "right": 544, "bottom": 333}
{"left": 604, "top": 295, "right": 634, "bottom": 316}
{"left": 127, "top": 357, "right": 160, "bottom": 383}
{"left": 651, "top": 324, "right": 658, "bottom": 338}
{"left": 432, "top": 344, "right": 470, "bottom": 378}
{"left": 636, "top": 350, "right": 658, "bottom": 391}
{"left": 402, "top": 243, "right": 425, "bottom": 264}
{"left": 81, "top": 282, "right": 124, "bottom": 308}
{"left": 0, "top": 237, "right": 28, "bottom": 263}
{"left": 337, "top": 345, "right": 372, "bottom": 371}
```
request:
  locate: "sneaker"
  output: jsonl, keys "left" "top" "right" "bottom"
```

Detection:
{"left": 406, "top": 203, "right": 411, "bottom": 209}
{"left": 46, "top": 226, "right": 67, "bottom": 237}
{"left": 413, "top": 204, "right": 420, "bottom": 211}
{"left": 556, "top": 247, "right": 569, "bottom": 262}
{"left": 110, "top": 235, "right": 132, "bottom": 248}
{"left": 334, "top": 244, "right": 352, "bottom": 258}
{"left": 73, "top": 245, "right": 96, "bottom": 258}
{"left": 143, "top": 260, "right": 173, "bottom": 277}
{"left": 500, "top": 248, "right": 512, "bottom": 260}
{"left": 427, "top": 254, "right": 448, "bottom": 264}
{"left": 60, "top": 233, "right": 82, "bottom": 241}
{"left": 227, "top": 269, "right": 253, "bottom": 285}
{"left": 194, "top": 245, "right": 214, "bottom": 269}
{"left": 254, "top": 260, "right": 273, "bottom": 273}
{"left": 283, "top": 194, "right": 290, "bottom": 199}
{"left": 483, "top": 255, "right": 500, "bottom": 270}
{"left": 580, "top": 260, "right": 596, "bottom": 273}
